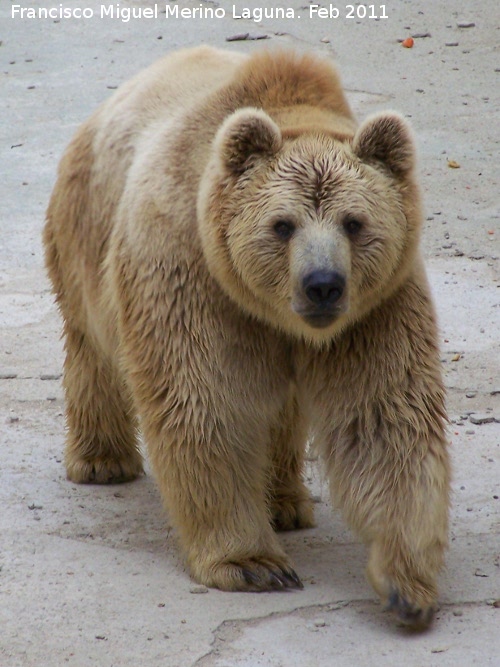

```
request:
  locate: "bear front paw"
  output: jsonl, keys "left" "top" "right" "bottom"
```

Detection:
{"left": 192, "top": 556, "right": 303, "bottom": 592}
{"left": 242, "top": 561, "right": 303, "bottom": 591}
{"left": 367, "top": 549, "right": 440, "bottom": 630}
{"left": 386, "top": 590, "right": 436, "bottom": 630}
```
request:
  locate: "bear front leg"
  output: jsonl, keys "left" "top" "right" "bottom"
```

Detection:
{"left": 116, "top": 276, "right": 302, "bottom": 591}
{"left": 144, "top": 416, "right": 303, "bottom": 592}
{"left": 365, "top": 440, "right": 449, "bottom": 630}
{"left": 326, "top": 412, "right": 449, "bottom": 630}
{"left": 269, "top": 388, "right": 315, "bottom": 531}
{"left": 314, "top": 278, "right": 451, "bottom": 629}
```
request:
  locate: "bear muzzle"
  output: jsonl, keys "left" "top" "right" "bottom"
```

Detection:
{"left": 293, "top": 270, "right": 348, "bottom": 329}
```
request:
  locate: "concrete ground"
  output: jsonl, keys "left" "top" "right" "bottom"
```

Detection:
{"left": 1, "top": 1, "right": 499, "bottom": 665}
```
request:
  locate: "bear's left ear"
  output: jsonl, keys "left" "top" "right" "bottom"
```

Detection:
{"left": 216, "top": 108, "right": 282, "bottom": 174}
{"left": 353, "top": 112, "right": 415, "bottom": 178}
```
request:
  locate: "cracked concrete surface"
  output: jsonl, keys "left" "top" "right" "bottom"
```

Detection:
{"left": 1, "top": 1, "right": 499, "bottom": 665}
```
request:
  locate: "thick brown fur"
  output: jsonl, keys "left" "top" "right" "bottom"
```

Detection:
{"left": 44, "top": 47, "right": 450, "bottom": 629}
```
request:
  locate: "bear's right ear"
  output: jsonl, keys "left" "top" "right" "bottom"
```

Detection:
{"left": 216, "top": 108, "right": 282, "bottom": 174}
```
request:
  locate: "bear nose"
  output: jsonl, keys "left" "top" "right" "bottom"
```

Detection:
{"left": 303, "top": 270, "right": 345, "bottom": 306}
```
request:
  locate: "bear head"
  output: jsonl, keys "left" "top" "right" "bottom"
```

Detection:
{"left": 197, "top": 107, "right": 422, "bottom": 344}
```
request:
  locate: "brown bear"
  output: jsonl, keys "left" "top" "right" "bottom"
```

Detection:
{"left": 44, "top": 46, "right": 450, "bottom": 629}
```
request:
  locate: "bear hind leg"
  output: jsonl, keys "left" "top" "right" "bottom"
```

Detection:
{"left": 62, "top": 326, "right": 143, "bottom": 484}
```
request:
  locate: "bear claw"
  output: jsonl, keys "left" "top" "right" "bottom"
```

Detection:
{"left": 387, "top": 591, "right": 435, "bottom": 630}
{"left": 269, "top": 567, "right": 303, "bottom": 590}
{"left": 282, "top": 568, "right": 304, "bottom": 589}
{"left": 241, "top": 565, "right": 303, "bottom": 591}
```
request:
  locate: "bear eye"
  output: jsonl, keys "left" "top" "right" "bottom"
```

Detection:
{"left": 343, "top": 217, "right": 363, "bottom": 237}
{"left": 273, "top": 219, "right": 295, "bottom": 241}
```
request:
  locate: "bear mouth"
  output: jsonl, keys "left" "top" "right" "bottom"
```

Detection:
{"left": 294, "top": 306, "right": 345, "bottom": 329}
{"left": 301, "top": 312, "right": 339, "bottom": 329}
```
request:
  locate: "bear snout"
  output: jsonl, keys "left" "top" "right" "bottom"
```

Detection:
{"left": 293, "top": 270, "right": 347, "bottom": 329}
{"left": 303, "top": 270, "right": 345, "bottom": 306}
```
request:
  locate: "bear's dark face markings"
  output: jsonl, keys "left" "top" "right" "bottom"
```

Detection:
{"left": 311, "top": 156, "right": 333, "bottom": 212}
{"left": 273, "top": 218, "right": 296, "bottom": 241}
